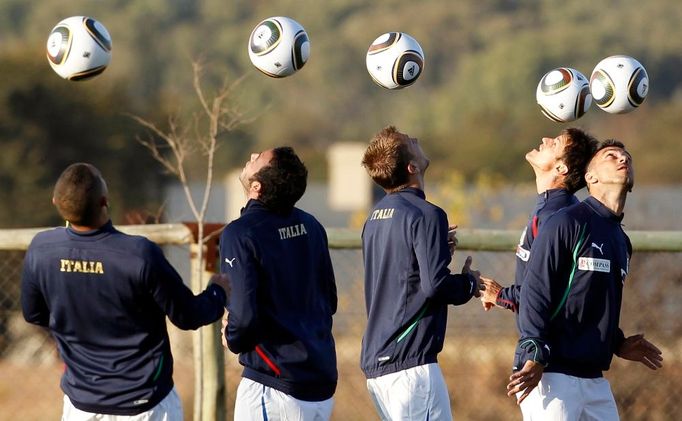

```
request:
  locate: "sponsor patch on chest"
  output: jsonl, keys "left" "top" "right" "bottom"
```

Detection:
{"left": 516, "top": 245, "right": 530, "bottom": 262}
{"left": 578, "top": 257, "right": 611, "bottom": 273}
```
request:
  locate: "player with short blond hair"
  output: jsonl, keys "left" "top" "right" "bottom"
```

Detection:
{"left": 360, "top": 126, "right": 486, "bottom": 420}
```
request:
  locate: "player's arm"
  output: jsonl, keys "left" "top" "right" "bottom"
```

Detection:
{"left": 320, "top": 227, "right": 338, "bottom": 315}
{"left": 413, "top": 209, "right": 477, "bottom": 305}
{"left": 615, "top": 332, "right": 663, "bottom": 370}
{"left": 479, "top": 278, "right": 516, "bottom": 312}
{"left": 20, "top": 248, "right": 50, "bottom": 327}
{"left": 507, "top": 219, "right": 567, "bottom": 403}
{"left": 494, "top": 284, "right": 520, "bottom": 312}
{"left": 146, "top": 242, "right": 227, "bottom": 330}
{"left": 220, "top": 227, "right": 261, "bottom": 354}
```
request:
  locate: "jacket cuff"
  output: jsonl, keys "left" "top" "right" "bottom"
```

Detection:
{"left": 513, "top": 338, "right": 550, "bottom": 371}
{"left": 468, "top": 273, "right": 477, "bottom": 297}
{"left": 495, "top": 287, "right": 518, "bottom": 312}
{"left": 208, "top": 283, "right": 228, "bottom": 307}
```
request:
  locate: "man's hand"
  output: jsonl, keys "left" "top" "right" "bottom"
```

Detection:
{"left": 461, "top": 256, "right": 483, "bottom": 298}
{"left": 209, "top": 273, "right": 231, "bottom": 305}
{"left": 447, "top": 225, "right": 458, "bottom": 256}
{"left": 220, "top": 315, "right": 228, "bottom": 349}
{"left": 479, "top": 277, "right": 502, "bottom": 311}
{"left": 507, "top": 360, "right": 544, "bottom": 405}
{"left": 616, "top": 334, "right": 663, "bottom": 370}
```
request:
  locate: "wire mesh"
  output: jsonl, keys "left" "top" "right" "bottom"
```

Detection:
{"left": 1, "top": 245, "right": 680, "bottom": 420}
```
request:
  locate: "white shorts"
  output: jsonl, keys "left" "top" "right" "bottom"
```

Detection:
{"left": 233, "top": 377, "right": 334, "bottom": 421}
{"left": 62, "top": 387, "right": 183, "bottom": 421}
{"left": 519, "top": 372, "right": 619, "bottom": 421}
{"left": 366, "top": 363, "right": 452, "bottom": 421}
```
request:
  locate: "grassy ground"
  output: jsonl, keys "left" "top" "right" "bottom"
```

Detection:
{"left": 2, "top": 332, "right": 678, "bottom": 421}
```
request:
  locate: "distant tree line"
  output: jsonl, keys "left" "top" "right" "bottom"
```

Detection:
{"left": 1, "top": 0, "right": 680, "bottom": 227}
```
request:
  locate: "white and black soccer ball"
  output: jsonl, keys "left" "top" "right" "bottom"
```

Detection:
{"left": 46, "top": 16, "right": 112, "bottom": 81}
{"left": 536, "top": 67, "right": 592, "bottom": 122}
{"left": 248, "top": 16, "right": 310, "bottom": 78}
{"left": 590, "top": 55, "right": 649, "bottom": 114}
{"left": 366, "top": 32, "right": 425, "bottom": 90}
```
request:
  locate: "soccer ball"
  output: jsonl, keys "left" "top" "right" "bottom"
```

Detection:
{"left": 536, "top": 67, "right": 592, "bottom": 122}
{"left": 46, "top": 16, "right": 112, "bottom": 81}
{"left": 590, "top": 55, "right": 649, "bottom": 114}
{"left": 366, "top": 32, "right": 425, "bottom": 89}
{"left": 248, "top": 16, "right": 310, "bottom": 78}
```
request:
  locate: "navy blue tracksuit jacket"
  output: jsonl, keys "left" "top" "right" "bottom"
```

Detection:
{"left": 497, "top": 189, "right": 578, "bottom": 315}
{"left": 361, "top": 188, "right": 477, "bottom": 379}
{"left": 21, "top": 221, "right": 226, "bottom": 415}
{"left": 220, "top": 200, "right": 338, "bottom": 401}
{"left": 515, "top": 197, "right": 629, "bottom": 377}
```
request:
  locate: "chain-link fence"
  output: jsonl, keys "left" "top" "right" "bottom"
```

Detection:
{"left": 1, "top": 232, "right": 680, "bottom": 420}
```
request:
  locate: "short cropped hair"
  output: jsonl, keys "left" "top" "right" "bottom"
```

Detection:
{"left": 561, "top": 127, "right": 599, "bottom": 193}
{"left": 361, "top": 126, "right": 412, "bottom": 191}
{"left": 586, "top": 139, "right": 630, "bottom": 192}
{"left": 53, "top": 163, "right": 106, "bottom": 226}
{"left": 593, "top": 138, "right": 627, "bottom": 156}
{"left": 252, "top": 147, "right": 307, "bottom": 213}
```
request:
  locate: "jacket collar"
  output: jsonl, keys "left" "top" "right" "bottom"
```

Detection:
{"left": 538, "top": 188, "right": 573, "bottom": 204}
{"left": 584, "top": 196, "right": 625, "bottom": 222}
{"left": 66, "top": 220, "right": 116, "bottom": 238}
{"left": 396, "top": 187, "right": 426, "bottom": 200}
{"left": 240, "top": 199, "right": 267, "bottom": 215}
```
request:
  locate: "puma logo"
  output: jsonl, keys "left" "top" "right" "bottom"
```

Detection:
{"left": 224, "top": 257, "right": 237, "bottom": 267}
{"left": 591, "top": 242, "right": 604, "bottom": 255}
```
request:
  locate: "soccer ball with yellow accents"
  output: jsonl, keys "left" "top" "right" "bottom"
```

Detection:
{"left": 46, "top": 16, "right": 112, "bottom": 81}
{"left": 248, "top": 16, "right": 310, "bottom": 78}
{"left": 536, "top": 67, "right": 591, "bottom": 122}
{"left": 590, "top": 55, "right": 649, "bottom": 114}
{"left": 366, "top": 32, "right": 425, "bottom": 89}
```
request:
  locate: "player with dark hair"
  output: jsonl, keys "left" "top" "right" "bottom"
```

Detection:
{"left": 507, "top": 140, "right": 663, "bottom": 419}
{"left": 21, "top": 163, "right": 230, "bottom": 420}
{"left": 360, "top": 126, "right": 485, "bottom": 420}
{"left": 219, "top": 147, "right": 338, "bottom": 420}
{"left": 480, "top": 128, "right": 598, "bottom": 312}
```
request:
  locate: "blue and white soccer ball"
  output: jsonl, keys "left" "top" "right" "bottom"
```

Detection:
{"left": 46, "top": 16, "right": 112, "bottom": 81}
{"left": 366, "top": 32, "right": 425, "bottom": 89}
{"left": 536, "top": 67, "right": 592, "bottom": 122}
{"left": 590, "top": 55, "right": 649, "bottom": 114}
{"left": 248, "top": 16, "right": 310, "bottom": 78}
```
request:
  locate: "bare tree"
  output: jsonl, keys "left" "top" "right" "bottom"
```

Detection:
{"left": 131, "top": 61, "right": 254, "bottom": 421}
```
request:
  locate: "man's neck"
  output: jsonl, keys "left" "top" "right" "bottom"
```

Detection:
{"left": 68, "top": 213, "right": 110, "bottom": 232}
{"left": 534, "top": 172, "right": 563, "bottom": 194}
{"left": 69, "top": 220, "right": 108, "bottom": 232}
{"left": 589, "top": 188, "right": 628, "bottom": 216}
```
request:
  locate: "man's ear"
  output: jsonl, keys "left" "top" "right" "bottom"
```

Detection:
{"left": 407, "top": 161, "right": 419, "bottom": 175}
{"left": 250, "top": 180, "right": 262, "bottom": 195}
{"left": 52, "top": 196, "right": 57, "bottom": 206}
{"left": 555, "top": 161, "right": 568, "bottom": 176}
{"left": 584, "top": 168, "right": 597, "bottom": 187}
